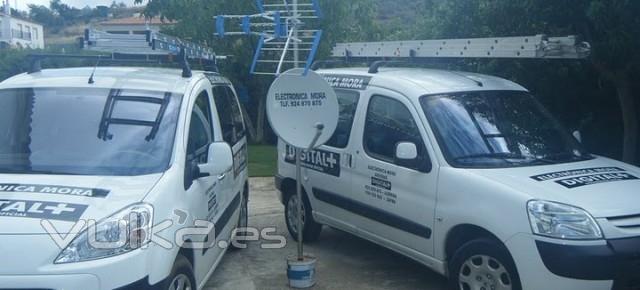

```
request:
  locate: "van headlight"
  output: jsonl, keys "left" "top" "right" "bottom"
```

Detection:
{"left": 527, "top": 200, "right": 602, "bottom": 240}
{"left": 55, "top": 203, "right": 153, "bottom": 264}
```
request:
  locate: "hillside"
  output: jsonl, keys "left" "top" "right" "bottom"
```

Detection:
{"left": 375, "top": 0, "right": 421, "bottom": 25}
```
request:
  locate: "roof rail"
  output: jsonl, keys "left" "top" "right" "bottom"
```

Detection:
{"left": 27, "top": 51, "right": 211, "bottom": 78}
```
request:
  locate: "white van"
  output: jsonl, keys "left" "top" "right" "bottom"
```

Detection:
{"left": 0, "top": 66, "right": 249, "bottom": 290}
{"left": 276, "top": 67, "right": 640, "bottom": 290}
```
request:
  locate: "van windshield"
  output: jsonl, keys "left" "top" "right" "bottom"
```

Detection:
{"left": 0, "top": 88, "right": 182, "bottom": 176}
{"left": 420, "top": 91, "right": 592, "bottom": 168}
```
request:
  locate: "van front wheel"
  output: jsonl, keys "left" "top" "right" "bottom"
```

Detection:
{"left": 449, "top": 239, "right": 521, "bottom": 290}
{"left": 284, "top": 192, "right": 322, "bottom": 242}
{"left": 163, "top": 254, "right": 196, "bottom": 290}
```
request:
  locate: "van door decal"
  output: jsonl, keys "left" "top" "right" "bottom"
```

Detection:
{"left": 206, "top": 183, "right": 219, "bottom": 222}
{"left": 530, "top": 167, "right": 625, "bottom": 181}
{"left": 233, "top": 143, "right": 248, "bottom": 178}
{"left": 555, "top": 172, "right": 638, "bottom": 189}
{"left": 365, "top": 165, "right": 397, "bottom": 205}
{"left": 312, "top": 188, "right": 431, "bottom": 239}
{"left": 0, "top": 199, "right": 88, "bottom": 221}
{"left": 285, "top": 145, "right": 340, "bottom": 177}
{"left": 0, "top": 183, "right": 109, "bottom": 198}
{"left": 322, "top": 75, "right": 372, "bottom": 90}
{"left": 203, "top": 192, "right": 242, "bottom": 255}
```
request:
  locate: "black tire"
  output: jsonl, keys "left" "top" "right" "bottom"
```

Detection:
{"left": 284, "top": 190, "right": 322, "bottom": 242}
{"left": 448, "top": 238, "right": 522, "bottom": 290}
{"left": 230, "top": 190, "right": 249, "bottom": 250}
{"left": 161, "top": 254, "right": 196, "bottom": 290}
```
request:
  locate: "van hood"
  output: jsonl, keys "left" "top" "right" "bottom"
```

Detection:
{"left": 469, "top": 156, "right": 640, "bottom": 218}
{"left": 0, "top": 173, "right": 162, "bottom": 234}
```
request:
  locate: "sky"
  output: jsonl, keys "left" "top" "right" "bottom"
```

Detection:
{"left": 14, "top": 0, "right": 138, "bottom": 10}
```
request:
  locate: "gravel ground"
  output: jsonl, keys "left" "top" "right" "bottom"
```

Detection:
{"left": 205, "top": 178, "right": 448, "bottom": 290}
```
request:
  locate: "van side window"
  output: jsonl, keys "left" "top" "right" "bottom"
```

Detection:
{"left": 364, "top": 95, "right": 428, "bottom": 170}
{"left": 187, "top": 92, "right": 214, "bottom": 164}
{"left": 324, "top": 90, "right": 360, "bottom": 149}
{"left": 213, "top": 86, "right": 245, "bottom": 145}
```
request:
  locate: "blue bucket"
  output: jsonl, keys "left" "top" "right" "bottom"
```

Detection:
{"left": 287, "top": 255, "right": 317, "bottom": 288}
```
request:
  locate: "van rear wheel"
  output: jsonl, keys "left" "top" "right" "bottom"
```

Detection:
{"left": 284, "top": 192, "right": 322, "bottom": 242}
{"left": 449, "top": 238, "right": 521, "bottom": 290}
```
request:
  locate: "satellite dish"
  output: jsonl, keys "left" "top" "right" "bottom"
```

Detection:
{"left": 267, "top": 68, "right": 339, "bottom": 149}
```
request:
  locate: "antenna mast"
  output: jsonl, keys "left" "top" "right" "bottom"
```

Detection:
{"left": 215, "top": 0, "right": 323, "bottom": 76}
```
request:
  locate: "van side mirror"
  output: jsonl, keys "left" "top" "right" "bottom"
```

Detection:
{"left": 395, "top": 142, "right": 418, "bottom": 168}
{"left": 197, "top": 142, "right": 233, "bottom": 179}
{"left": 572, "top": 130, "right": 582, "bottom": 143}
{"left": 394, "top": 142, "right": 432, "bottom": 172}
{"left": 396, "top": 142, "right": 418, "bottom": 160}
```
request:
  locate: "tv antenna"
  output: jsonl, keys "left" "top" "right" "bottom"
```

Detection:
{"left": 215, "top": 0, "right": 323, "bottom": 76}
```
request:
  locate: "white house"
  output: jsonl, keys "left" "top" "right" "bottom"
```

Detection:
{"left": 96, "top": 14, "right": 175, "bottom": 35}
{"left": 0, "top": 0, "right": 45, "bottom": 49}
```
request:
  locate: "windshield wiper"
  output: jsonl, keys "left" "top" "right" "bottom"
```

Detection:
{"left": 454, "top": 153, "right": 527, "bottom": 162}
{"left": 455, "top": 153, "right": 561, "bottom": 165}
{"left": 543, "top": 152, "right": 590, "bottom": 162}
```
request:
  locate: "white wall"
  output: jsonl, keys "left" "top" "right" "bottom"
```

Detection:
{"left": 0, "top": 13, "right": 10, "bottom": 44}
{"left": 97, "top": 24, "right": 163, "bottom": 35}
{"left": 8, "top": 17, "right": 45, "bottom": 49}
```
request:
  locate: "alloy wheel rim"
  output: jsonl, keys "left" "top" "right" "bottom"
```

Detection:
{"left": 168, "top": 273, "right": 192, "bottom": 290}
{"left": 459, "top": 255, "right": 512, "bottom": 290}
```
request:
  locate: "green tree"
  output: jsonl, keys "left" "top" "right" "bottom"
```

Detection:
{"left": 390, "top": 0, "right": 639, "bottom": 164}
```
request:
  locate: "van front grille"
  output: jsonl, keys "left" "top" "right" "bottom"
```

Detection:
{"left": 608, "top": 214, "right": 640, "bottom": 230}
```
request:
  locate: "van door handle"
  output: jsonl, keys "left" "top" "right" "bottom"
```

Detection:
{"left": 344, "top": 154, "right": 354, "bottom": 168}
{"left": 218, "top": 167, "right": 232, "bottom": 180}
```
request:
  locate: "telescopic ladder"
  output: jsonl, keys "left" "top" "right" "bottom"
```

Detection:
{"left": 332, "top": 35, "right": 590, "bottom": 60}
{"left": 83, "top": 29, "right": 217, "bottom": 62}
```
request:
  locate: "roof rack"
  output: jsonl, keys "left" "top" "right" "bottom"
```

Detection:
{"left": 326, "top": 35, "right": 591, "bottom": 73}
{"left": 28, "top": 29, "right": 221, "bottom": 78}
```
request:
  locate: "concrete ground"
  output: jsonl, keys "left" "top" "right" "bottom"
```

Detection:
{"left": 205, "top": 178, "right": 448, "bottom": 290}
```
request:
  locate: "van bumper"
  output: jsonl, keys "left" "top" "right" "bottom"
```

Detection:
{"left": 505, "top": 233, "right": 614, "bottom": 290}
{"left": 0, "top": 275, "right": 163, "bottom": 290}
{"left": 536, "top": 236, "right": 640, "bottom": 290}
{"left": 0, "top": 234, "right": 170, "bottom": 290}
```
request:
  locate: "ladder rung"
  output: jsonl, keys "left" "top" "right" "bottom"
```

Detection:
{"left": 261, "top": 48, "right": 312, "bottom": 51}
{"left": 107, "top": 118, "right": 156, "bottom": 127}
{"left": 267, "top": 10, "right": 317, "bottom": 13}
{"left": 114, "top": 95, "right": 165, "bottom": 104}
{"left": 262, "top": 3, "right": 313, "bottom": 7}
{"left": 257, "top": 60, "right": 307, "bottom": 63}
{"left": 265, "top": 42, "right": 314, "bottom": 45}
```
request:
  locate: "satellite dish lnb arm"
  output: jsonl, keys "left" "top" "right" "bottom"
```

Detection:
{"left": 306, "top": 123, "right": 325, "bottom": 150}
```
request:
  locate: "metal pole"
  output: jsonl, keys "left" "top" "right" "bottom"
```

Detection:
{"left": 293, "top": 0, "right": 299, "bottom": 68}
{"left": 295, "top": 147, "right": 304, "bottom": 261}
{"left": 295, "top": 124, "right": 324, "bottom": 261}
{"left": 294, "top": 0, "right": 303, "bottom": 262}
